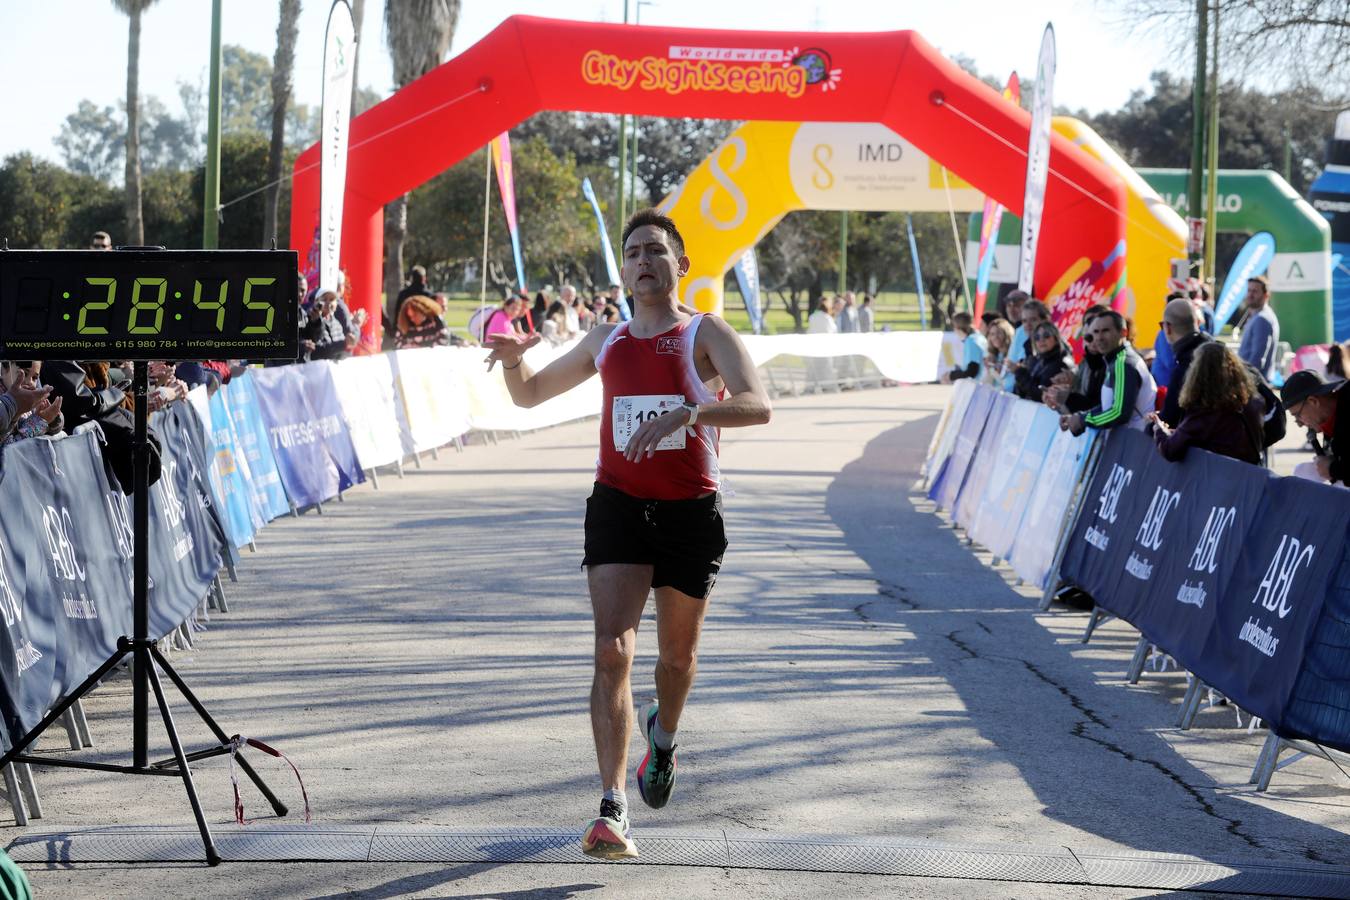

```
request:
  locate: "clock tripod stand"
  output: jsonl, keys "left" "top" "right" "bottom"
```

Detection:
{"left": 0, "top": 246, "right": 303, "bottom": 865}
{"left": 0, "top": 361, "right": 288, "bottom": 865}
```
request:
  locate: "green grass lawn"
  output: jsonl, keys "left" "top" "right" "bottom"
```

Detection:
{"left": 432, "top": 290, "right": 934, "bottom": 335}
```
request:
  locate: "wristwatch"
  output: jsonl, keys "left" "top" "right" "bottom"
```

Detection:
{"left": 682, "top": 401, "right": 700, "bottom": 425}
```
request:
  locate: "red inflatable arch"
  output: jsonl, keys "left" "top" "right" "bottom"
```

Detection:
{"left": 291, "top": 16, "right": 1126, "bottom": 349}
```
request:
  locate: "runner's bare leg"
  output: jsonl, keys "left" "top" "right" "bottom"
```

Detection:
{"left": 652, "top": 586, "right": 711, "bottom": 734}
{"left": 588, "top": 563, "right": 653, "bottom": 790}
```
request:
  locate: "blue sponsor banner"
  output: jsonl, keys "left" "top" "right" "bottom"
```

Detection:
{"left": 1059, "top": 429, "right": 1160, "bottom": 617}
{"left": 968, "top": 402, "right": 1059, "bottom": 557}
{"left": 294, "top": 362, "right": 365, "bottom": 493}
{"left": 1283, "top": 544, "right": 1350, "bottom": 752}
{"left": 732, "top": 249, "right": 764, "bottom": 335}
{"left": 207, "top": 387, "right": 260, "bottom": 548}
{"left": 225, "top": 372, "right": 291, "bottom": 522}
{"left": 1203, "top": 476, "right": 1350, "bottom": 725}
{"left": 252, "top": 366, "right": 337, "bottom": 509}
{"left": 952, "top": 391, "right": 1015, "bottom": 528}
{"left": 146, "top": 408, "right": 225, "bottom": 639}
{"left": 930, "top": 385, "right": 997, "bottom": 511}
{"left": 1213, "top": 232, "right": 1276, "bottom": 331}
{"left": 1134, "top": 450, "right": 1268, "bottom": 667}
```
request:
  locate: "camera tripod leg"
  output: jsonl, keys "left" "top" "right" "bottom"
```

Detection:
{"left": 146, "top": 652, "right": 220, "bottom": 866}
{"left": 150, "top": 645, "right": 288, "bottom": 818}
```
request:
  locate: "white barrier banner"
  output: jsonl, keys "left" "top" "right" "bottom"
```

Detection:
{"left": 741, "top": 331, "right": 943, "bottom": 385}
{"left": 391, "top": 348, "right": 473, "bottom": 452}
{"left": 331, "top": 354, "right": 407, "bottom": 469}
{"left": 1007, "top": 424, "right": 1094, "bottom": 588}
{"left": 922, "top": 378, "right": 976, "bottom": 484}
{"left": 446, "top": 341, "right": 603, "bottom": 434}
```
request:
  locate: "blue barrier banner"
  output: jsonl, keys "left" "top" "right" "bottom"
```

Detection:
{"left": 1283, "top": 544, "right": 1350, "bottom": 753}
{"left": 968, "top": 402, "right": 1059, "bottom": 557}
{"left": 225, "top": 372, "right": 291, "bottom": 522}
{"left": 1136, "top": 450, "right": 1268, "bottom": 666}
{"left": 1059, "top": 429, "right": 1160, "bottom": 611}
{"left": 252, "top": 366, "right": 336, "bottom": 509}
{"left": 147, "top": 408, "right": 225, "bottom": 639}
{"left": 207, "top": 387, "right": 260, "bottom": 548}
{"left": 1203, "top": 476, "right": 1350, "bottom": 725}
{"left": 930, "top": 385, "right": 996, "bottom": 511}
{"left": 294, "top": 362, "right": 365, "bottom": 493}
{"left": 953, "top": 391, "right": 1015, "bottom": 528}
{"left": 1007, "top": 425, "right": 1094, "bottom": 589}
{"left": 0, "top": 434, "right": 134, "bottom": 751}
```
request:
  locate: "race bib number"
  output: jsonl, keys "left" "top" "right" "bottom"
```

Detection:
{"left": 613, "top": 394, "right": 686, "bottom": 452}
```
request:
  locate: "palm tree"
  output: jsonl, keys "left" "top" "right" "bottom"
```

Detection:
{"left": 112, "top": 0, "right": 161, "bottom": 245}
{"left": 263, "top": 0, "right": 302, "bottom": 247}
{"left": 383, "top": 0, "right": 458, "bottom": 317}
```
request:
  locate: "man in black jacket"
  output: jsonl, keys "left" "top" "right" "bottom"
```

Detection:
{"left": 1158, "top": 297, "right": 1211, "bottom": 427}
{"left": 1283, "top": 370, "right": 1349, "bottom": 484}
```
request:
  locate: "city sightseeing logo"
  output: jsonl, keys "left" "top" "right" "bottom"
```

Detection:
{"left": 581, "top": 45, "right": 843, "bottom": 99}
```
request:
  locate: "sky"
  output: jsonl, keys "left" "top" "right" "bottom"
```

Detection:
{"left": 0, "top": 0, "right": 1179, "bottom": 163}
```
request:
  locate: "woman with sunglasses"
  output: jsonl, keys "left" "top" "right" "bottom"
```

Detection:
{"left": 1015, "top": 322, "right": 1073, "bottom": 402}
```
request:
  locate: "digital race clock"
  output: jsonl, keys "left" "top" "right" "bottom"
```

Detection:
{"left": 0, "top": 248, "right": 300, "bottom": 361}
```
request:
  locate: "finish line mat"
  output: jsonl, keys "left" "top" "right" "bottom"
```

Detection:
{"left": 8, "top": 825, "right": 1350, "bottom": 896}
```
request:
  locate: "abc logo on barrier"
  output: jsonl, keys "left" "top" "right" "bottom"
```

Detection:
{"left": 1188, "top": 505, "right": 1237, "bottom": 575}
{"left": 43, "top": 505, "right": 86, "bottom": 583}
{"left": 0, "top": 541, "right": 22, "bottom": 628}
{"left": 1097, "top": 464, "right": 1131, "bottom": 524}
{"left": 1252, "top": 534, "right": 1315, "bottom": 620}
{"left": 1135, "top": 487, "right": 1181, "bottom": 552}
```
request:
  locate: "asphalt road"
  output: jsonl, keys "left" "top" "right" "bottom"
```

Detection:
{"left": 9, "top": 384, "right": 1347, "bottom": 899}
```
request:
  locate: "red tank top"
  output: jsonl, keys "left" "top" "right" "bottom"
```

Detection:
{"left": 595, "top": 315, "right": 720, "bottom": 500}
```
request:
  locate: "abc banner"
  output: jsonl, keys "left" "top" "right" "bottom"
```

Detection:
{"left": 1060, "top": 428, "right": 1350, "bottom": 728}
{"left": 0, "top": 418, "right": 229, "bottom": 753}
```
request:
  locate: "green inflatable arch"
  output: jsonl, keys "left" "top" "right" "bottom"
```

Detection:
{"left": 1140, "top": 169, "right": 1332, "bottom": 347}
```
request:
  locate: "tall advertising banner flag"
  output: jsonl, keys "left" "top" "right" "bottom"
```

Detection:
{"left": 319, "top": 0, "right": 355, "bottom": 296}
{"left": 581, "top": 177, "right": 631, "bottom": 320}
{"left": 491, "top": 133, "right": 528, "bottom": 291}
{"left": 732, "top": 248, "right": 764, "bottom": 334}
{"left": 1214, "top": 231, "right": 1276, "bottom": 331}
{"left": 1019, "top": 25, "right": 1055, "bottom": 294}
{"left": 906, "top": 214, "right": 927, "bottom": 329}
{"left": 975, "top": 72, "right": 1021, "bottom": 318}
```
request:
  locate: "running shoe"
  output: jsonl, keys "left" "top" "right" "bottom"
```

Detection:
{"left": 581, "top": 798, "right": 637, "bottom": 860}
{"left": 636, "top": 702, "right": 678, "bottom": 809}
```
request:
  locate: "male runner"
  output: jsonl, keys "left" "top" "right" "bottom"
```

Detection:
{"left": 485, "top": 208, "right": 772, "bottom": 860}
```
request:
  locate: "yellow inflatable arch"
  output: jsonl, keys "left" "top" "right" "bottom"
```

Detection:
{"left": 667, "top": 117, "right": 1186, "bottom": 344}
{"left": 659, "top": 121, "right": 983, "bottom": 313}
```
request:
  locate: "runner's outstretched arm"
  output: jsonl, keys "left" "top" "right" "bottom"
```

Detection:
{"left": 485, "top": 326, "right": 611, "bottom": 409}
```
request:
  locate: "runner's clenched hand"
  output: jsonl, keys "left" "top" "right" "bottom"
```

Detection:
{"left": 623, "top": 408, "right": 691, "bottom": 462}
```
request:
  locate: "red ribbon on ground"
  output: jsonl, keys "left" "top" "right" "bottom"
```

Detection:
{"left": 228, "top": 735, "right": 312, "bottom": 825}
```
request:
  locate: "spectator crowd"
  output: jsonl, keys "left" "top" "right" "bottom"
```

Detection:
{"left": 937, "top": 278, "right": 1349, "bottom": 491}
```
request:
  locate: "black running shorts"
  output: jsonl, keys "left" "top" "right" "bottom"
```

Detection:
{"left": 582, "top": 482, "right": 728, "bottom": 600}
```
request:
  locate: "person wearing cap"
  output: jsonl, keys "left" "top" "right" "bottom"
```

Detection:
{"left": 1282, "top": 369, "right": 1349, "bottom": 484}
{"left": 1238, "top": 275, "right": 1280, "bottom": 382}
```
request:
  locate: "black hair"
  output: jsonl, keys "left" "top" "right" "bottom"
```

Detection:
{"left": 1094, "top": 309, "right": 1126, "bottom": 331}
{"left": 622, "top": 208, "right": 685, "bottom": 258}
